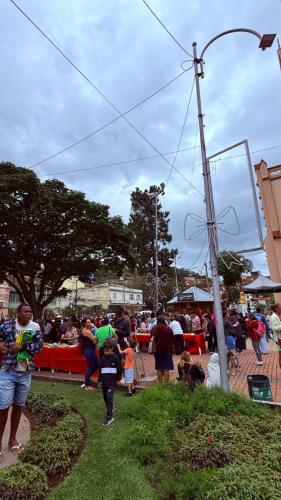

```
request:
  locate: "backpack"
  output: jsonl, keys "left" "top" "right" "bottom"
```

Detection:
{"left": 257, "top": 321, "right": 266, "bottom": 337}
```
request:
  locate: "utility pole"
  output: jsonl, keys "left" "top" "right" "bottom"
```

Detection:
{"left": 148, "top": 189, "right": 164, "bottom": 312}
{"left": 154, "top": 192, "right": 159, "bottom": 312}
{"left": 193, "top": 42, "right": 230, "bottom": 391}
{"left": 192, "top": 28, "right": 275, "bottom": 392}
{"left": 174, "top": 255, "right": 179, "bottom": 295}
{"left": 74, "top": 277, "right": 78, "bottom": 316}
{"left": 204, "top": 262, "right": 210, "bottom": 293}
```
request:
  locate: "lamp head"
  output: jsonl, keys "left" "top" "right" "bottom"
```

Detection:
{"left": 259, "top": 33, "right": 276, "bottom": 50}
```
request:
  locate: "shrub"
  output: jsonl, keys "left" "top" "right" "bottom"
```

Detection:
{"left": 186, "top": 443, "right": 232, "bottom": 470}
{"left": 206, "top": 465, "right": 281, "bottom": 500}
{"left": 158, "top": 468, "right": 217, "bottom": 500}
{"left": 27, "top": 392, "right": 71, "bottom": 423}
{"left": 20, "top": 412, "right": 84, "bottom": 476}
{"left": 0, "top": 463, "right": 48, "bottom": 499}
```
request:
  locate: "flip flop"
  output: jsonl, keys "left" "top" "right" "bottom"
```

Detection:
{"left": 9, "top": 443, "right": 24, "bottom": 454}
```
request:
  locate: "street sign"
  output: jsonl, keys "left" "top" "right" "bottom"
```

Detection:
{"left": 177, "top": 292, "right": 194, "bottom": 302}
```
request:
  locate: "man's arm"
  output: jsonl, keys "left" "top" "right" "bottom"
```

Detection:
{"left": 22, "top": 328, "right": 43, "bottom": 355}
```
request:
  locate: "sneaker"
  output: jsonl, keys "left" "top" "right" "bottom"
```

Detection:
{"left": 124, "top": 392, "right": 132, "bottom": 397}
{"left": 255, "top": 361, "right": 263, "bottom": 366}
{"left": 102, "top": 417, "right": 114, "bottom": 426}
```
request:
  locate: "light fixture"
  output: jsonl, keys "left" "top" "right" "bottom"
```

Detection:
{"left": 259, "top": 34, "right": 276, "bottom": 50}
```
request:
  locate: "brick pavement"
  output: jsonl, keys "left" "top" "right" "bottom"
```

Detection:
{"left": 134, "top": 339, "right": 281, "bottom": 402}
{"left": 32, "top": 340, "right": 281, "bottom": 403}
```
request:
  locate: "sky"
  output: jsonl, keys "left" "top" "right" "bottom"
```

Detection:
{"left": 1, "top": 0, "right": 281, "bottom": 278}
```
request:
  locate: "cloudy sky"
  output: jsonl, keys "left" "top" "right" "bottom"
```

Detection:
{"left": 1, "top": 0, "right": 281, "bottom": 277}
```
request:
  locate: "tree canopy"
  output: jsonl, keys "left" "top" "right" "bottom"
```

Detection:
{"left": 0, "top": 163, "right": 133, "bottom": 317}
{"left": 217, "top": 250, "right": 253, "bottom": 302}
{"left": 128, "top": 183, "right": 177, "bottom": 276}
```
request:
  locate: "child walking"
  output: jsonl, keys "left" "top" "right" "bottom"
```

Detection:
{"left": 118, "top": 339, "right": 137, "bottom": 396}
{"left": 99, "top": 339, "right": 122, "bottom": 426}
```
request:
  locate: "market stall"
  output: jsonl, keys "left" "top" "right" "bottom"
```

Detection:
{"left": 167, "top": 286, "right": 214, "bottom": 315}
{"left": 35, "top": 345, "right": 98, "bottom": 375}
{"left": 135, "top": 332, "right": 206, "bottom": 355}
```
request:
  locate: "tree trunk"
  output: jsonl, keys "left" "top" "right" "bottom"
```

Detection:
{"left": 30, "top": 302, "right": 44, "bottom": 320}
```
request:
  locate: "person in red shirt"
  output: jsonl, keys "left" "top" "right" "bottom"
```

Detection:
{"left": 245, "top": 314, "right": 263, "bottom": 366}
{"left": 151, "top": 314, "right": 174, "bottom": 383}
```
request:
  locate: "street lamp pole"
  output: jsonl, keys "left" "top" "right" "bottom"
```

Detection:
{"left": 148, "top": 189, "right": 164, "bottom": 312}
{"left": 193, "top": 41, "right": 229, "bottom": 391}
{"left": 155, "top": 192, "right": 159, "bottom": 312}
{"left": 192, "top": 29, "right": 276, "bottom": 392}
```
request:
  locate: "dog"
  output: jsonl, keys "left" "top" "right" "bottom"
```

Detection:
{"left": 227, "top": 350, "right": 240, "bottom": 376}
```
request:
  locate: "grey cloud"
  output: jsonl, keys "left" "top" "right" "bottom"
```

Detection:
{"left": 1, "top": 0, "right": 280, "bottom": 277}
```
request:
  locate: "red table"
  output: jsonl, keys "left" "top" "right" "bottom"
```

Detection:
{"left": 183, "top": 333, "right": 206, "bottom": 355}
{"left": 35, "top": 346, "right": 98, "bottom": 375}
{"left": 135, "top": 333, "right": 206, "bottom": 355}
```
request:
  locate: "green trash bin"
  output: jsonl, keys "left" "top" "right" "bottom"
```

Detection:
{"left": 247, "top": 375, "right": 273, "bottom": 401}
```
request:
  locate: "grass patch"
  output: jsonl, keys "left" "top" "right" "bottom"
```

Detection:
{"left": 29, "top": 380, "right": 281, "bottom": 500}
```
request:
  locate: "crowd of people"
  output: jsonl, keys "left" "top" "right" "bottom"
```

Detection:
{"left": 1, "top": 302, "right": 281, "bottom": 444}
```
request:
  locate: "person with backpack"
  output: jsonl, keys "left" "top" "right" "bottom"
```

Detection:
{"left": 95, "top": 316, "right": 116, "bottom": 357}
{"left": 254, "top": 307, "right": 268, "bottom": 351}
{"left": 80, "top": 318, "right": 100, "bottom": 391}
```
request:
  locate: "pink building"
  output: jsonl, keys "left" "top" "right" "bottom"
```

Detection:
{"left": 255, "top": 160, "right": 281, "bottom": 301}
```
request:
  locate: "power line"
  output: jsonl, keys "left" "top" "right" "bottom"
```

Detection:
{"left": 40, "top": 145, "right": 200, "bottom": 177}
{"left": 165, "top": 77, "right": 195, "bottom": 185}
{"left": 39, "top": 141, "right": 281, "bottom": 179}
{"left": 31, "top": 69, "right": 187, "bottom": 168}
{"left": 141, "top": 0, "right": 193, "bottom": 59}
{"left": 9, "top": 0, "right": 202, "bottom": 195}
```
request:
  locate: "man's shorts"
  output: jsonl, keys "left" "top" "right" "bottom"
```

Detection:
{"left": 0, "top": 368, "right": 32, "bottom": 409}
{"left": 124, "top": 368, "right": 134, "bottom": 384}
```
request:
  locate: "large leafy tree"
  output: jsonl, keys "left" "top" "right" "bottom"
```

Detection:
{"left": 128, "top": 183, "right": 177, "bottom": 276}
{"left": 0, "top": 163, "right": 133, "bottom": 317}
{"left": 217, "top": 250, "right": 253, "bottom": 303}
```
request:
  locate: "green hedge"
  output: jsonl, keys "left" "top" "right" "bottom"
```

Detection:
{"left": 116, "top": 383, "right": 281, "bottom": 499}
{"left": 26, "top": 392, "right": 71, "bottom": 423}
{"left": 0, "top": 463, "right": 48, "bottom": 500}
{"left": 20, "top": 412, "right": 84, "bottom": 476}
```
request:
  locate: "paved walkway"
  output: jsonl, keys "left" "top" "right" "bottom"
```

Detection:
{"left": 0, "top": 411, "right": 30, "bottom": 469}
{"left": 33, "top": 340, "right": 281, "bottom": 402}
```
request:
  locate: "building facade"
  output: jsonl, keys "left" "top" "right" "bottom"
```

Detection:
{"left": 255, "top": 159, "right": 281, "bottom": 300}
{"left": 5, "top": 277, "right": 144, "bottom": 317}
{"left": 0, "top": 282, "right": 10, "bottom": 319}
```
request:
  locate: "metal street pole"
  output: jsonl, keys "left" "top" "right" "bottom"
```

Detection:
{"left": 192, "top": 28, "right": 276, "bottom": 392}
{"left": 204, "top": 262, "right": 210, "bottom": 293}
{"left": 174, "top": 255, "right": 179, "bottom": 295}
{"left": 193, "top": 42, "right": 230, "bottom": 391}
{"left": 155, "top": 193, "right": 159, "bottom": 312}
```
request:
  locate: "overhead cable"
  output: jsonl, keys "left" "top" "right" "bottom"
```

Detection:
{"left": 40, "top": 145, "right": 200, "bottom": 177}
{"left": 9, "top": 1, "right": 202, "bottom": 195}
{"left": 31, "top": 69, "right": 188, "bottom": 168}
{"left": 141, "top": 0, "right": 193, "bottom": 58}
{"left": 165, "top": 77, "right": 195, "bottom": 185}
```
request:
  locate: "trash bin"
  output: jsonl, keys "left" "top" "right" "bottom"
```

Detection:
{"left": 247, "top": 375, "right": 272, "bottom": 401}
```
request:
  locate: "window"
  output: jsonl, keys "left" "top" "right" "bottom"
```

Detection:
{"left": 129, "top": 294, "right": 134, "bottom": 301}
{"left": 113, "top": 292, "right": 117, "bottom": 299}
{"left": 136, "top": 294, "right": 141, "bottom": 301}
{"left": 9, "top": 292, "right": 20, "bottom": 304}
